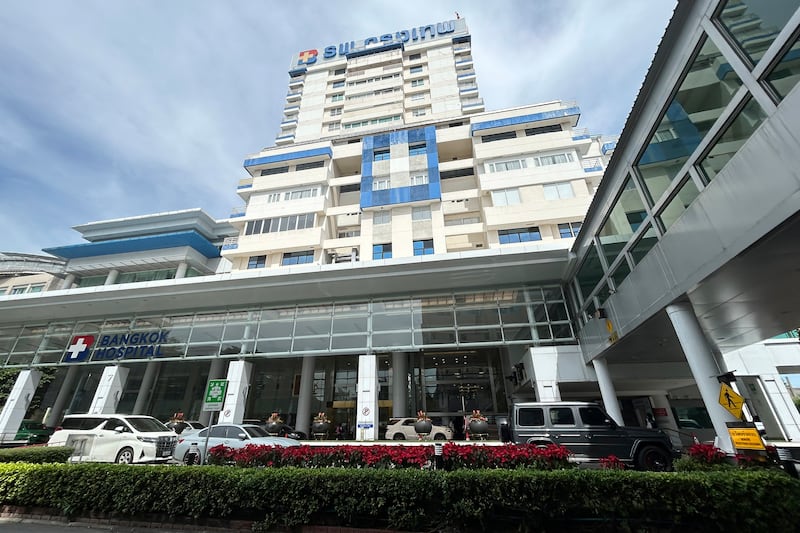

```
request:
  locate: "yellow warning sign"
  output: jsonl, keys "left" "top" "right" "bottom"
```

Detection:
{"left": 728, "top": 427, "right": 766, "bottom": 450}
{"left": 719, "top": 383, "right": 744, "bottom": 419}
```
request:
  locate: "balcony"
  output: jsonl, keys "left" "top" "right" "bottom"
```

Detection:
{"left": 230, "top": 206, "right": 246, "bottom": 218}
{"left": 222, "top": 236, "right": 239, "bottom": 251}
{"left": 582, "top": 157, "right": 604, "bottom": 173}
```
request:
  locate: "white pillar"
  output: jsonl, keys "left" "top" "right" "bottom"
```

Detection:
{"left": 530, "top": 347, "right": 561, "bottom": 401}
{"left": 218, "top": 360, "right": 252, "bottom": 424}
{"left": 132, "top": 362, "right": 160, "bottom": 414}
{"left": 104, "top": 269, "right": 119, "bottom": 285}
{"left": 356, "top": 354, "right": 379, "bottom": 441}
{"left": 0, "top": 370, "right": 42, "bottom": 442}
{"left": 295, "top": 356, "right": 316, "bottom": 435}
{"left": 60, "top": 274, "right": 76, "bottom": 290}
{"left": 175, "top": 262, "right": 189, "bottom": 279}
{"left": 667, "top": 302, "right": 738, "bottom": 453}
{"left": 392, "top": 352, "right": 408, "bottom": 417}
{"left": 650, "top": 393, "right": 683, "bottom": 449}
{"left": 592, "top": 357, "right": 623, "bottom": 425}
{"left": 44, "top": 366, "right": 80, "bottom": 427}
{"left": 199, "top": 359, "right": 227, "bottom": 426}
{"left": 88, "top": 366, "right": 129, "bottom": 414}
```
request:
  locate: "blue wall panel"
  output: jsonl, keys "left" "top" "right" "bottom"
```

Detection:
{"left": 243, "top": 147, "right": 332, "bottom": 168}
{"left": 470, "top": 106, "right": 581, "bottom": 134}
{"left": 43, "top": 231, "right": 221, "bottom": 260}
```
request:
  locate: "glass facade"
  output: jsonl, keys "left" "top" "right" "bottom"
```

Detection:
{"left": 717, "top": 0, "right": 797, "bottom": 67}
{"left": 765, "top": 35, "right": 800, "bottom": 100}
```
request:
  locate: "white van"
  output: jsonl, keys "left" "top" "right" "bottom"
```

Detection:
{"left": 47, "top": 414, "right": 178, "bottom": 464}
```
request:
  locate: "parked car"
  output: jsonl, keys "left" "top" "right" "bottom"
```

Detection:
{"left": 164, "top": 420, "right": 205, "bottom": 435}
{"left": 174, "top": 423, "right": 300, "bottom": 464}
{"left": 385, "top": 417, "right": 453, "bottom": 441}
{"left": 47, "top": 414, "right": 177, "bottom": 464}
{"left": 242, "top": 419, "right": 306, "bottom": 440}
{"left": 502, "top": 401, "right": 680, "bottom": 471}
{"left": 15, "top": 420, "right": 54, "bottom": 444}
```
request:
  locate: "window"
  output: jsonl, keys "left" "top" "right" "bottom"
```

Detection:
{"left": 518, "top": 408, "right": 544, "bottom": 427}
{"left": 579, "top": 407, "right": 608, "bottom": 426}
{"left": 412, "top": 108, "right": 428, "bottom": 117}
{"left": 408, "top": 143, "right": 426, "bottom": 156}
{"left": 10, "top": 287, "right": 26, "bottom": 295}
{"left": 491, "top": 188, "right": 521, "bottom": 206}
{"left": 533, "top": 152, "right": 574, "bottom": 166}
{"left": 488, "top": 159, "right": 526, "bottom": 172}
{"left": 338, "top": 230, "right": 361, "bottom": 238}
{"left": 373, "top": 243, "right": 392, "bottom": 259}
{"left": 717, "top": 0, "right": 795, "bottom": 67}
{"left": 408, "top": 53, "right": 421, "bottom": 60}
{"left": 498, "top": 227, "right": 541, "bottom": 244}
{"left": 373, "top": 149, "right": 390, "bottom": 161}
{"left": 525, "top": 124, "right": 562, "bottom": 136}
{"left": 247, "top": 255, "right": 266, "bottom": 269}
{"left": 549, "top": 407, "right": 575, "bottom": 425}
{"left": 27, "top": 285, "right": 44, "bottom": 293}
{"left": 440, "top": 168, "right": 473, "bottom": 179}
{"left": 282, "top": 251, "right": 314, "bottom": 265}
{"left": 626, "top": 210, "right": 647, "bottom": 232}
{"left": 331, "top": 93, "right": 344, "bottom": 102}
{"left": 558, "top": 222, "right": 582, "bottom": 238}
{"left": 340, "top": 183, "right": 360, "bottom": 193}
{"left": 284, "top": 187, "right": 319, "bottom": 200}
{"left": 413, "top": 239, "right": 434, "bottom": 255}
{"left": 410, "top": 65, "right": 423, "bottom": 74}
{"left": 698, "top": 97, "right": 767, "bottom": 182}
{"left": 543, "top": 182, "right": 574, "bottom": 200}
{"left": 372, "top": 178, "right": 390, "bottom": 191}
{"left": 412, "top": 206, "right": 431, "bottom": 220}
{"left": 267, "top": 193, "right": 281, "bottom": 203}
{"left": 765, "top": 35, "right": 800, "bottom": 101}
{"left": 332, "top": 81, "right": 344, "bottom": 88}
{"left": 411, "top": 79, "right": 425, "bottom": 87}
{"left": 330, "top": 107, "right": 342, "bottom": 117}
{"left": 260, "top": 166, "right": 288, "bottom": 176}
{"left": 373, "top": 211, "right": 391, "bottom": 225}
{"left": 296, "top": 160, "right": 325, "bottom": 171}
{"left": 328, "top": 122, "right": 341, "bottom": 131}
{"left": 333, "top": 68, "right": 346, "bottom": 75}
{"left": 410, "top": 174, "right": 429, "bottom": 186}
{"left": 245, "top": 213, "right": 315, "bottom": 235}
{"left": 481, "top": 131, "right": 517, "bottom": 143}
{"left": 410, "top": 93, "right": 426, "bottom": 101}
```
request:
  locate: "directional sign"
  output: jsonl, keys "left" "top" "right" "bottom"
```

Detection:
{"left": 202, "top": 379, "right": 228, "bottom": 412}
{"left": 719, "top": 383, "right": 744, "bottom": 419}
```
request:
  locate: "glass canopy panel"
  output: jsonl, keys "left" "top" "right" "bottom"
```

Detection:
{"left": 597, "top": 176, "right": 647, "bottom": 267}
{"left": 716, "top": 0, "right": 797, "bottom": 67}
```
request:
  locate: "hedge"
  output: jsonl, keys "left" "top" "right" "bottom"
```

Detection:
{"left": 0, "top": 446, "right": 72, "bottom": 464}
{"left": 0, "top": 463, "right": 798, "bottom": 531}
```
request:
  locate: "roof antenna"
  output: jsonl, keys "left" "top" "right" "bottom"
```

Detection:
{"left": 455, "top": 12, "right": 461, "bottom": 19}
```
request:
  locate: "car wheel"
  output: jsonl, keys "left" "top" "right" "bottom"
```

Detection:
{"left": 182, "top": 450, "right": 202, "bottom": 466}
{"left": 636, "top": 445, "right": 671, "bottom": 471}
{"left": 115, "top": 447, "right": 135, "bottom": 465}
{"left": 433, "top": 433, "right": 446, "bottom": 440}
{"left": 393, "top": 433, "right": 406, "bottom": 441}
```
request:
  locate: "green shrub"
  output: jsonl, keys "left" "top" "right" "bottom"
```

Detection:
{"left": 0, "top": 446, "right": 72, "bottom": 464}
{"left": 0, "top": 463, "right": 798, "bottom": 531}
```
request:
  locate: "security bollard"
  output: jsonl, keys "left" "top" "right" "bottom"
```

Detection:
{"left": 434, "top": 442, "right": 444, "bottom": 470}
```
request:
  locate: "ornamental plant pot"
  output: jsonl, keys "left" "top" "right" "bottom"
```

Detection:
{"left": 414, "top": 420, "right": 433, "bottom": 436}
{"left": 266, "top": 422, "right": 282, "bottom": 435}
{"left": 469, "top": 419, "right": 489, "bottom": 436}
{"left": 311, "top": 421, "right": 330, "bottom": 438}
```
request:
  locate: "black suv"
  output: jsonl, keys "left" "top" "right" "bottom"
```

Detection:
{"left": 502, "top": 401, "right": 679, "bottom": 471}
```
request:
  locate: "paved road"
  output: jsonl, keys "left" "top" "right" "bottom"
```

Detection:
{"left": 0, "top": 518, "right": 232, "bottom": 532}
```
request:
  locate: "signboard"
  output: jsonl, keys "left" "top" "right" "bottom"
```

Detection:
{"left": 718, "top": 382, "right": 744, "bottom": 419}
{"left": 357, "top": 423, "right": 374, "bottom": 429}
{"left": 728, "top": 427, "right": 766, "bottom": 451}
{"left": 202, "top": 379, "right": 228, "bottom": 412}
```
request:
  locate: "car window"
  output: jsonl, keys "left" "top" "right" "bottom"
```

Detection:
{"left": 403, "top": 419, "right": 415, "bottom": 426}
{"left": 127, "top": 417, "right": 169, "bottom": 433}
{"left": 244, "top": 426, "right": 269, "bottom": 438}
{"left": 549, "top": 407, "right": 576, "bottom": 426}
{"left": 209, "top": 426, "right": 229, "bottom": 438}
{"left": 61, "top": 417, "right": 105, "bottom": 430}
{"left": 518, "top": 408, "right": 544, "bottom": 426}
{"left": 579, "top": 407, "right": 609, "bottom": 426}
{"left": 195, "top": 428, "right": 208, "bottom": 438}
{"left": 104, "top": 418, "right": 130, "bottom": 432}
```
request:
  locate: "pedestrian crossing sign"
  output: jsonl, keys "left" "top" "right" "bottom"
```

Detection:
{"left": 719, "top": 382, "right": 744, "bottom": 419}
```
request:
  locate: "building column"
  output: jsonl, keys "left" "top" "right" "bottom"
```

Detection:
{"left": 392, "top": 352, "right": 408, "bottom": 417}
{"left": 104, "top": 269, "right": 119, "bottom": 285}
{"left": 592, "top": 356, "right": 623, "bottom": 425}
{"left": 356, "top": 354, "right": 379, "bottom": 441}
{"left": 650, "top": 393, "right": 683, "bottom": 449}
{"left": 0, "top": 370, "right": 42, "bottom": 442}
{"left": 199, "top": 359, "right": 227, "bottom": 426}
{"left": 530, "top": 347, "right": 561, "bottom": 401}
{"left": 666, "top": 303, "right": 739, "bottom": 453}
{"left": 60, "top": 274, "right": 76, "bottom": 290}
{"left": 175, "top": 262, "right": 189, "bottom": 279}
{"left": 295, "top": 356, "right": 316, "bottom": 436}
{"left": 132, "top": 362, "right": 161, "bottom": 414}
{"left": 44, "top": 366, "right": 80, "bottom": 427}
{"left": 218, "top": 360, "right": 252, "bottom": 424}
{"left": 88, "top": 366, "right": 129, "bottom": 414}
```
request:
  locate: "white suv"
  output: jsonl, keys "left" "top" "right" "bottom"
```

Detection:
{"left": 47, "top": 414, "right": 178, "bottom": 464}
{"left": 385, "top": 417, "right": 453, "bottom": 441}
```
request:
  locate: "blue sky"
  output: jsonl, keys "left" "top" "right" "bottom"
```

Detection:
{"left": 0, "top": 0, "right": 676, "bottom": 254}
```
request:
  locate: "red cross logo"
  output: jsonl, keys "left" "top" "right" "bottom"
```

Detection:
{"left": 298, "top": 49, "right": 318, "bottom": 65}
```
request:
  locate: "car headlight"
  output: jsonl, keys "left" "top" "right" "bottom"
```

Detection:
{"left": 137, "top": 436, "right": 157, "bottom": 443}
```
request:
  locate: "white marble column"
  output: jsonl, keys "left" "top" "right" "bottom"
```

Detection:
{"left": 0, "top": 370, "right": 42, "bottom": 442}
{"left": 104, "top": 269, "right": 119, "bottom": 285}
{"left": 593, "top": 356, "right": 623, "bottom": 425}
{"left": 88, "top": 366, "right": 129, "bottom": 414}
{"left": 218, "top": 360, "right": 252, "bottom": 424}
{"left": 60, "top": 274, "right": 76, "bottom": 290}
{"left": 356, "top": 354, "right": 379, "bottom": 441}
{"left": 175, "top": 262, "right": 189, "bottom": 279}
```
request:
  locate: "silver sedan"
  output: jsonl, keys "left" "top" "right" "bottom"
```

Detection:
{"left": 174, "top": 423, "right": 300, "bottom": 464}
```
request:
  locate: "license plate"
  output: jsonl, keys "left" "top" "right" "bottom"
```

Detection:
{"left": 160, "top": 449, "right": 171, "bottom": 457}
